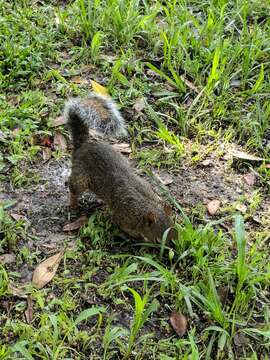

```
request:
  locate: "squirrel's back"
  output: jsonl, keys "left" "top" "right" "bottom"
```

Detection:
{"left": 65, "top": 94, "right": 174, "bottom": 242}
{"left": 64, "top": 93, "right": 127, "bottom": 149}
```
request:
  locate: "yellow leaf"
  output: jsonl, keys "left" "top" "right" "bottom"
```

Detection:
{"left": 32, "top": 251, "right": 64, "bottom": 289}
{"left": 90, "top": 80, "right": 110, "bottom": 97}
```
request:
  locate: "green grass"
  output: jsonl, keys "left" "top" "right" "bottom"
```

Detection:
{"left": 1, "top": 213, "right": 269, "bottom": 358}
{"left": 0, "top": 0, "right": 270, "bottom": 359}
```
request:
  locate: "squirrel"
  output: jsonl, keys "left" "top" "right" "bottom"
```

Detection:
{"left": 64, "top": 93, "right": 174, "bottom": 243}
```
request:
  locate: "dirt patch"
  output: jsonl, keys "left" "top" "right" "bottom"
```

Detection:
{"left": 1, "top": 158, "right": 99, "bottom": 254}
{"left": 1, "top": 144, "right": 269, "bottom": 253}
{"left": 169, "top": 159, "right": 251, "bottom": 209}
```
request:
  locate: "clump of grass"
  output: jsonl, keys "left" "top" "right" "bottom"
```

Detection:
{"left": 124, "top": 287, "right": 159, "bottom": 359}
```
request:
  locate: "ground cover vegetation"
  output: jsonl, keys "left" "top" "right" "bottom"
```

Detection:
{"left": 0, "top": 0, "right": 269, "bottom": 359}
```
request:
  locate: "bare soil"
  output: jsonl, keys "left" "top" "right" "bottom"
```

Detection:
{"left": 1, "top": 142, "right": 268, "bottom": 254}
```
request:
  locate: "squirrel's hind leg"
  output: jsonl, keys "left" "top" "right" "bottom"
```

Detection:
{"left": 68, "top": 174, "right": 89, "bottom": 208}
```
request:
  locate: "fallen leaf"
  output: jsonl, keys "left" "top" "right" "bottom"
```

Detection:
{"left": 90, "top": 80, "right": 110, "bottom": 97}
{"left": 41, "top": 135, "right": 52, "bottom": 147}
{"left": 207, "top": 200, "right": 221, "bottom": 215}
{"left": 133, "top": 98, "right": 145, "bottom": 112}
{"left": 53, "top": 131, "right": 67, "bottom": 151}
{"left": 230, "top": 150, "right": 264, "bottom": 162}
{"left": 170, "top": 311, "right": 187, "bottom": 337}
{"left": 10, "top": 213, "right": 25, "bottom": 221}
{"left": 71, "top": 76, "right": 88, "bottom": 85}
{"left": 112, "top": 143, "right": 132, "bottom": 154}
{"left": 52, "top": 115, "right": 66, "bottom": 127}
{"left": 25, "top": 296, "right": 33, "bottom": 324}
{"left": 0, "top": 253, "right": 16, "bottom": 264}
{"left": 42, "top": 147, "right": 52, "bottom": 161}
{"left": 243, "top": 173, "right": 256, "bottom": 186}
{"left": 8, "top": 284, "right": 27, "bottom": 298}
{"left": 63, "top": 216, "right": 88, "bottom": 231}
{"left": 32, "top": 251, "right": 64, "bottom": 289}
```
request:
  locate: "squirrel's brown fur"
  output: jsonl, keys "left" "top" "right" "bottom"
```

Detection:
{"left": 65, "top": 93, "right": 173, "bottom": 243}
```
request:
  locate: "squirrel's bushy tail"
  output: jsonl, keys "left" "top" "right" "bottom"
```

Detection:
{"left": 64, "top": 93, "right": 127, "bottom": 150}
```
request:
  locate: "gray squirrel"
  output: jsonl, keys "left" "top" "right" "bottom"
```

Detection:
{"left": 64, "top": 93, "right": 173, "bottom": 243}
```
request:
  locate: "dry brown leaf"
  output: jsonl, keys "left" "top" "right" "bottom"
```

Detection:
{"left": 41, "top": 135, "right": 52, "bottom": 147}
{"left": 112, "top": 143, "right": 132, "bottom": 154}
{"left": 53, "top": 131, "right": 67, "bottom": 151}
{"left": 32, "top": 251, "right": 64, "bottom": 289}
{"left": 207, "top": 200, "right": 221, "bottom": 215}
{"left": 133, "top": 98, "right": 145, "bottom": 113}
{"left": 8, "top": 284, "right": 27, "bottom": 298}
{"left": 10, "top": 213, "right": 25, "bottom": 221}
{"left": 243, "top": 173, "right": 256, "bottom": 186}
{"left": 25, "top": 296, "right": 33, "bottom": 324}
{"left": 71, "top": 76, "right": 88, "bottom": 85}
{"left": 230, "top": 150, "right": 264, "bottom": 162}
{"left": 0, "top": 253, "right": 16, "bottom": 264}
{"left": 90, "top": 80, "right": 110, "bottom": 97}
{"left": 63, "top": 216, "right": 88, "bottom": 232}
{"left": 52, "top": 115, "right": 66, "bottom": 127}
{"left": 170, "top": 311, "right": 187, "bottom": 337}
{"left": 42, "top": 147, "right": 52, "bottom": 161}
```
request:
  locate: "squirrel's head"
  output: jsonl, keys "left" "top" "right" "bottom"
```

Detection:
{"left": 140, "top": 203, "right": 175, "bottom": 243}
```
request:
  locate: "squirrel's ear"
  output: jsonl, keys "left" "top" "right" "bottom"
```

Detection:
{"left": 144, "top": 211, "right": 157, "bottom": 226}
{"left": 164, "top": 203, "right": 172, "bottom": 216}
